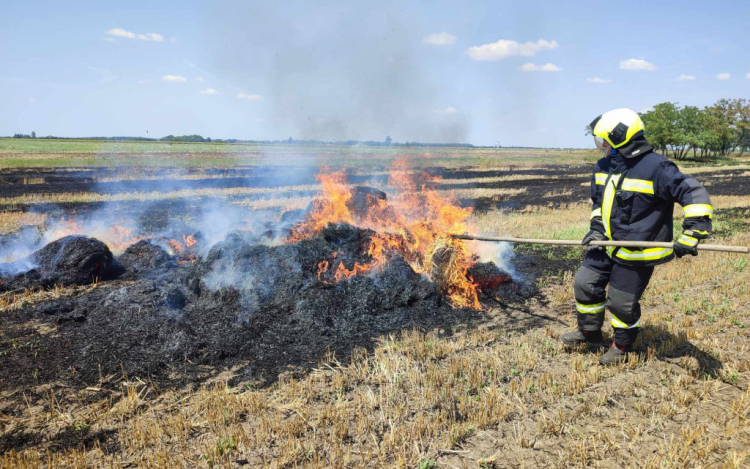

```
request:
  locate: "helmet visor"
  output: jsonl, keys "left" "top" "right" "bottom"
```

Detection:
{"left": 594, "top": 136, "right": 610, "bottom": 156}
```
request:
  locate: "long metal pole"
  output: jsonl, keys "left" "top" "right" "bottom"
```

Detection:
{"left": 452, "top": 234, "right": 750, "bottom": 254}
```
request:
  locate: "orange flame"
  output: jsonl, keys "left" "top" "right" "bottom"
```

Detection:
{"left": 288, "top": 168, "right": 352, "bottom": 242}
{"left": 183, "top": 234, "right": 197, "bottom": 248}
{"left": 169, "top": 234, "right": 199, "bottom": 263}
{"left": 43, "top": 218, "right": 145, "bottom": 254}
{"left": 288, "top": 158, "right": 480, "bottom": 309}
{"left": 168, "top": 239, "right": 184, "bottom": 254}
{"left": 317, "top": 260, "right": 329, "bottom": 281}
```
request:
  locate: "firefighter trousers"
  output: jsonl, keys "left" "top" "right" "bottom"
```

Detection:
{"left": 573, "top": 250, "right": 654, "bottom": 346}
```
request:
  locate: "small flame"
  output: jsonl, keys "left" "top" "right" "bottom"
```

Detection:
{"left": 183, "top": 234, "right": 197, "bottom": 248}
{"left": 168, "top": 234, "right": 199, "bottom": 263}
{"left": 178, "top": 254, "right": 196, "bottom": 265}
{"left": 168, "top": 239, "right": 184, "bottom": 254}
{"left": 317, "top": 254, "right": 372, "bottom": 284}
{"left": 317, "top": 260, "right": 329, "bottom": 281}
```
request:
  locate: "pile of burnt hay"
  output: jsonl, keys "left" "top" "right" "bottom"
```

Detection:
{"left": 0, "top": 235, "right": 121, "bottom": 292}
{"left": 1, "top": 223, "right": 500, "bottom": 389}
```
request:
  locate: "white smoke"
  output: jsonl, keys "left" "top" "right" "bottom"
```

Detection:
{"left": 467, "top": 239, "right": 519, "bottom": 279}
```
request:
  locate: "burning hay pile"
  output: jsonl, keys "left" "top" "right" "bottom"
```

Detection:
{"left": 287, "top": 162, "right": 486, "bottom": 308}
{"left": 0, "top": 162, "right": 516, "bottom": 386}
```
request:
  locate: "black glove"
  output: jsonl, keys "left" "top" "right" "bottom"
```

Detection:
{"left": 582, "top": 229, "right": 608, "bottom": 251}
{"left": 673, "top": 230, "right": 708, "bottom": 258}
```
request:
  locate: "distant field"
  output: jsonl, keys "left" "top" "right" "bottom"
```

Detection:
{"left": 0, "top": 139, "right": 269, "bottom": 154}
{"left": 0, "top": 138, "right": 598, "bottom": 168}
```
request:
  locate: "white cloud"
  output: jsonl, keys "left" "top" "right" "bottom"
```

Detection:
{"left": 29, "top": 97, "right": 36, "bottom": 103}
{"left": 466, "top": 38, "right": 558, "bottom": 61}
{"left": 105, "top": 28, "right": 135, "bottom": 39}
{"left": 105, "top": 28, "right": 164, "bottom": 42}
{"left": 199, "top": 88, "right": 218, "bottom": 95}
{"left": 422, "top": 32, "right": 457, "bottom": 46}
{"left": 716, "top": 73, "right": 731, "bottom": 80}
{"left": 138, "top": 33, "right": 164, "bottom": 42}
{"left": 518, "top": 63, "right": 562, "bottom": 72}
{"left": 170, "top": 37, "right": 177, "bottom": 43}
{"left": 196, "top": 76, "right": 204, "bottom": 83}
{"left": 137, "top": 79, "right": 152, "bottom": 85}
{"left": 434, "top": 107, "right": 458, "bottom": 114}
{"left": 586, "top": 77, "right": 612, "bottom": 84}
{"left": 89, "top": 66, "right": 118, "bottom": 83}
{"left": 746, "top": 72, "right": 750, "bottom": 79}
{"left": 162, "top": 75, "right": 187, "bottom": 82}
{"left": 255, "top": 117, "right": 266, "bottom": 123}
{"left": 102, "top": 37, "right": 116, "bottom": 43}
{"left": 619, "top": 59, "right": 657, "bottom": 71}
{"left": 676, "top": 74, "right": 696, "bottom": 81}
{"left": 237, "top": 92, "right": 262, "bottom": 101}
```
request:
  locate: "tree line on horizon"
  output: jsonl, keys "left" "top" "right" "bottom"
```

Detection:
{"left": 639, "top": 98, "right": 750, "bottom": 160}
{"left": 3, "top": 133, "right": 476, "bottom": 147}
{"left": 17, "top": 98, "right": 750, "bottom": 156}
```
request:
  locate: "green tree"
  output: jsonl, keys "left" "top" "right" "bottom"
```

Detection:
{"left": 703, "top": 100, "right": 737, "bottom": 156}
{"left": 31, "top": 131, "right": 36, "bottom": 139}
{"left": 730, "top": 98, "right": 750, "bottom": 157}
{"left": 641, "top": 102, "right": 685, "bottom": 157}
{"left": 640, "top": 99, "right": 750, "bottom": 159}
{"left": 677, "top": 106, "right": 702, "bottom": 159}
{"left": 694, "top": 109, "right": 718, "bottom": 158}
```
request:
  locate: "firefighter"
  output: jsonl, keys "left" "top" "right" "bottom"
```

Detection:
{"left": 561, "top": 108, "right": 713, "bottom": 365}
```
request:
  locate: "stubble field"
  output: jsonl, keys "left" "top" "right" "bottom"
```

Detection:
{"left": 1, "top": 139, "right": 749, "bottom": 468}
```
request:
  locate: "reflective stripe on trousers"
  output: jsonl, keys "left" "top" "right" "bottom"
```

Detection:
{"left": 573, "top": 250, "right": 655, "bottom": 346}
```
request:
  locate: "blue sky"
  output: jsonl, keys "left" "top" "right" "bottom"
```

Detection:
{"left": 2, "top": 0, "right": 749, "bottom": 147}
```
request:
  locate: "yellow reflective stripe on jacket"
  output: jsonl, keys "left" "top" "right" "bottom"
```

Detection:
{"left": 620, "top": 178, "right": 654, "bottom": 194}
{"left": 590, "top": 208, "right": 602, "bottom": 220}
{"left": 683, "top": 204, "right": 714, "bottom": 219}
{"left": 602, "top": 174, "right": 620, "bottom": 244}
{"left": 594, "top": 173, "right": 608, "bottom": 185}
{"left": 678, "top": 235, "right": 699, "bottom": 247}
{"left": 615, "top": 247, "right": 674, "bottom": 261}
{"left": 611, "top": 314, "right": 641, "bottom": 329}
{"left": 576, "top": 302, "right": 605, "bottom": 314}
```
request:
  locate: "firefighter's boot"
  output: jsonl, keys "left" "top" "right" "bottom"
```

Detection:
{"left": 561, "top": 329, "right": 602, "bottom": 346}
{"left": 599, "top": 342, "right": 631, "bottom": 365}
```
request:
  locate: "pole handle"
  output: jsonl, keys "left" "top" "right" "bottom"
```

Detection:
{"left": 451, "top": 234, "right": 750, "bottom": 254}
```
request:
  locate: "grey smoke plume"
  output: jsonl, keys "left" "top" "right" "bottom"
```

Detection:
{"left": 208, "top": 0, "right": 469, "bottom": 143}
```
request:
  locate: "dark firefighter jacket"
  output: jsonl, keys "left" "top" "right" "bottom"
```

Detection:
{"left": 589, "top": 138, "right": 713, "bottom": 267}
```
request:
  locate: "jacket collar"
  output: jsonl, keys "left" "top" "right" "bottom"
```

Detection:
{"left": 615, "top": 132, "right": 653, "bottom": 159}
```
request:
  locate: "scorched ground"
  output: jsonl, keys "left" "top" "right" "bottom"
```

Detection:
{"left": 0, "top": 164, "right": 521, "bottom": 399}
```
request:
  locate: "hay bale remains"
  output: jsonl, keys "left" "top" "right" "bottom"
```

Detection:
{"left": 117, "top": 240, "right": 175, "bottom": 277}
{"left": 1, "top": 235, "right": 120, "bottom": 291}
